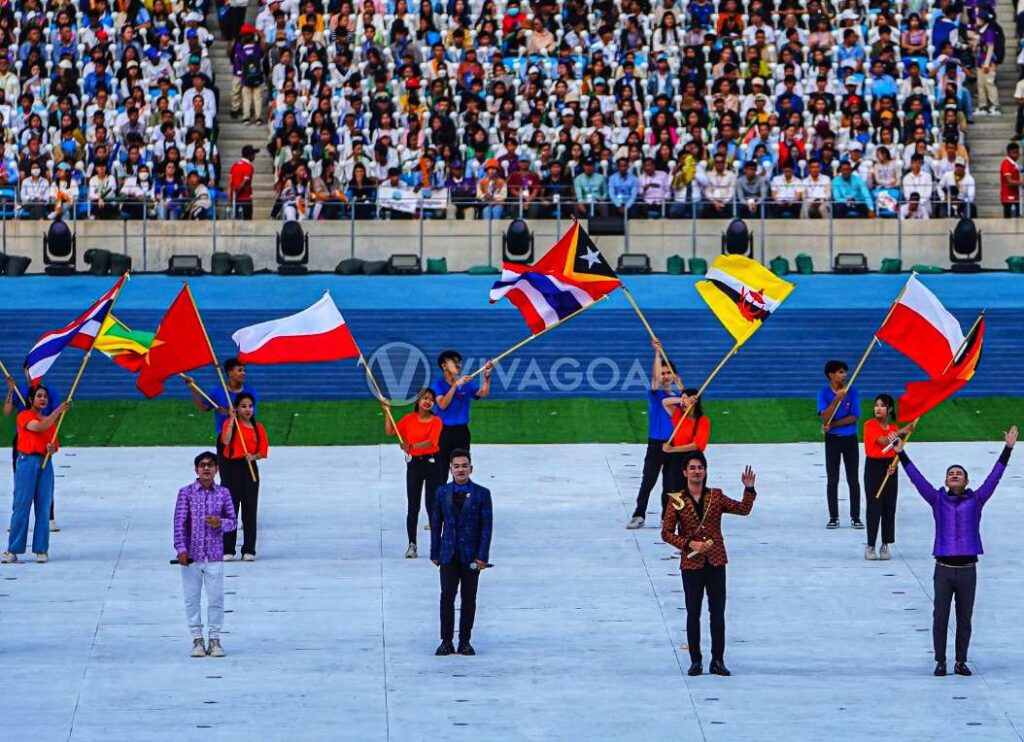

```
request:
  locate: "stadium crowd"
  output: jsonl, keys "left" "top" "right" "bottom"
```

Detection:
{"left": 0, "top": 0, "right": 1022, "bottom": 222}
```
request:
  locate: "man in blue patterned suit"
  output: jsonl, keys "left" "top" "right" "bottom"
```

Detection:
{"left": 430, "top": 449, "right": 493, "bottom": 657}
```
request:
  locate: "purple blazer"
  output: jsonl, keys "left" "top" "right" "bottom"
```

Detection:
{"left": 899, "top": 448, "right": 1011, "bottom": 557}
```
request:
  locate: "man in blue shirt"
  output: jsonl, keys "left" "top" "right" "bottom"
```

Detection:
{"left": 832, "top": 160, "right": 875, "bottom": 218}
{"left": 817, "top": 359, "right": 863, "bottom": 529}
{"left": 431, "top": 351, "right": 492, "bottom": 479}
{"left": 608, "top": 157, "right": 640, "bottom": 218}
{"left": 184, "top": 358, "right": 256, "bottom": 453}
{"left": 4, "top": 364, "right": 62, "bottom": 531}
{"left": 628, "top": 340, "right": 680, "bottom": 529}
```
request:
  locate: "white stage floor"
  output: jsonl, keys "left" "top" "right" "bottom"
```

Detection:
{"left": 2, "top": 443, "right": 1023, "bottom": 741}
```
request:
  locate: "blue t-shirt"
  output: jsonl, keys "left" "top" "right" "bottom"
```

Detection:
{"left": 206, "top": 384, "right": 257, "bottom": 437}
{"left": 430, "top": 376, "right": 481, "bottom": 427}
{"left": 817, "top": 386, "right": 859, "bottom": 437}
{"left": 647, "top": 388, "right": 674, "bottom": 440}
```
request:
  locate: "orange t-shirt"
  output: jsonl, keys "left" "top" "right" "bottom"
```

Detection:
{"left": 864, "top": 418, "right": 898, "bottom": 459}
{"left": 670, "top": 411, "right": 711, "bottom": 449}
{"left": 396, "top": 413, "right": 442, "bottom": 456}
{"left": 17, "top": 410, "right": 58, "bottom": 455}
{"left": 220, "top": 420, "right": 270, "bottom": 460}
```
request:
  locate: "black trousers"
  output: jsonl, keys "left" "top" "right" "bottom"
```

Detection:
{"left": 825, "top": 434, "right": 860, "bottom": 520}
{"left": 933, "top": 563, "right": 977, "bottom": 663}
{"left": 12, "top": 433, "right": 54, "bottom": 520}
{"left": 864, "top": 457, "right": 898, "bottom": 547}
{"left": 438, "top": 424, "right": 471, "bottom": 480}
{"left": 681, "top": 564, "right": 727, "bottom": 663}
{"left": 406, "top": 455, "right": 440, "bottom": 544}
{"left": 440, "top": 559, "right": 480, "bottom": 643}
{"left": 224, "top": 5, "right": 248, "bottom": 39}
{"left": 221, "top": 458, "right": 260, "bottom": 556}
{"left": 632, "top": 438, "right": 671, "bottom": 518}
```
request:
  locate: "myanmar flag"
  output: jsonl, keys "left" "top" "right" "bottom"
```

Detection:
{"left": 94, "top": 315, "right": 154, "bottom": 373}
{"left": 696, "top": 255, "right": 795, "bottom": 346}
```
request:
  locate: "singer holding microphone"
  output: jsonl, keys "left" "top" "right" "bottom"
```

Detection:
{"left": 661, "top": 451, "right": 757, "bottom": 677}
{"left": 430, "top": 449, "right": 493, "bottom": 657}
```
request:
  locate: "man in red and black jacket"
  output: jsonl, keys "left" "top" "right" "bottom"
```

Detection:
{"left": 662, "top": 452, "right": 757, "bottom": 677}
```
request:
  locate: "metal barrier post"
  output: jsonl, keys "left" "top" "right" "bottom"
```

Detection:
{"left": 759, "top": 200, "right": 766, "bottom": 263}
{"left": 142, "top": 198, "right": 148, "bottom": 271}
{"left": 690, "top": 201, "right": 697, "bottom": 259}
{"left": 623, "top": 206, "right": 630, "bottom": 253}
{"left": 212, "top": 193, "right": 218, "bottom": 253}
{"left": 827, "top": 199, "right": 834, "bottom": 268}
{"left": 418, "top": 206, "right": 425, "bottom": 262}
{"left": 897, "top": 197, "right": 902, "bottom": 259}
{"left": 487, "top": 208, "right": 494, "bottom": 267}
{"left": 350, "top": 201, "right": 356, "bottom": 258}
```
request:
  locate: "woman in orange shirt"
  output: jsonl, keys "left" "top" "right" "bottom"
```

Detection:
{"left": 661, "top": 390, "right": 712, "bottom": 493}
{"left": 2, "top": 385, "right": 68, "bottom": 564}
{"left": 863, "top": 394, "right": 915, "bottom": 561}
{"left": 382, "top": 388, "right": 443, "bottom": 559}
{"left": 220, "top": 393, "right": 269, "bottom": 562}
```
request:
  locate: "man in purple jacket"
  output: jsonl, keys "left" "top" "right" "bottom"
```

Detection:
{"left": 893, "top": 425, "right": 1017, "bottom": 677}
{"left": 175, "top": 451, "right": 237, "bottom": 658}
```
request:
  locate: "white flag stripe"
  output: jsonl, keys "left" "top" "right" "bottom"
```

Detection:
{"left": 231, "top": 293, "right": 346, "bottom": 352}
{"left": 705, "top": 267, "right": 783, "bottom": 313}
{"left": 898, "top": 276, "right": 964, "bottom": 355}
{"left": 490, "top": 270, "right": 594, "bottom": 308}
{"left": 510, "top": 279, "right": 562, "bottom": 328}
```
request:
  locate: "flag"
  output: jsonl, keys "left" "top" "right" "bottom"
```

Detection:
{"left": 875, "top": 275, "right": 964, "bottom": 378}
{"left": 136, "top": 287, "right": 217, "bottom": 398}
{"left": 94, "top": 315, "right": 155, "bottom": 373}
{"left": 695, "top": 255, "right": 795, "bottom": 346}
{"left": 231, "top": 292, "right": 360, "bottom": 364}
{"left": 24, "top": 274, "right": 127, "bottom": 381}
{"left": 489, "top": 221, "right": 622, "bottom": 334}
{"left": 897, "top": 316, "right": 984, "bottom": 422}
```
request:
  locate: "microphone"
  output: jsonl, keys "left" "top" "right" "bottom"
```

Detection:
{"left": 881, "top": 433, "right": 906, "bottom": 454}
{"left": 686, "top": 539, "right": 713, "bottom": 559}
{"left": 469, "top": 562, "right": 495, "bottom": 571}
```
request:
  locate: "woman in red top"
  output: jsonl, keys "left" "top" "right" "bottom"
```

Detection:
{"left": 661, "top": 389, "right": 712, "bottom": 493}
{"left": 382, "top": 388, "right": 443, "bottom": 559}
{"left": 2, "top": 385, "right": 68, "bottom": 564}
{"left": 863, "top": 394, "right": 915, "bottom": 561}
{"left": 220, "top": 393, "right": 269, "bottom": 561}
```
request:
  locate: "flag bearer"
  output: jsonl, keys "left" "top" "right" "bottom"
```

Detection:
{"left": 862, "top": 394, "right": 915, "bottom": 561}
{"left": 431, "top": 350, "right": 493, "bottom": 479}
{"left": 818, "top": 360, "right": 863, "bottom": 530}
{"left": 220, "top": 393, "right": 269, "bottom": 561}
{"left": 183, "top": 357, "right": 256, "bottom": 455}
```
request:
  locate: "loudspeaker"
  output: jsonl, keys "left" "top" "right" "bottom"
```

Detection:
{"left": 587, "top": 214, "right": 625, "bottom": 236}
{"left": 616, "top": 253, "right": 651, "bottom": 274}
{"left": 833, "top": 252, "right": 868, "bottom": 274}
{"left": 387, "top": 254, "right": 422, "bottom": 274}
{"left": 168, "top": 255, "right": 203, "bottom": 275}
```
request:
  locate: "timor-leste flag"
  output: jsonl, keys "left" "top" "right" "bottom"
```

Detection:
{"left": 695, "top": 255, "right": 795, "bottom": 346}
{"left": 490, "top": 221, "right": 622, "bottom": 334}
{"left": 94, "top": 315, "right": 154, "bottom": 373}
{"left": 896, "top": 315, "right": 984, "bottom": 422}
{"left": 136, "top": 287, "right": 217, "bottom": 398}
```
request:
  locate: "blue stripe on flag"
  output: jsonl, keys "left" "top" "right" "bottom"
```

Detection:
{"left": 515, "top": 272, "right": 586, "bottom": 320}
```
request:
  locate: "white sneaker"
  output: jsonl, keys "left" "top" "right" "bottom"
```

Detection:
{"left": 990, "top": 108, "right": 1003, "bottom": 116}
{"left": 1, "top": 551, "right": 17, "bottom": 564}
{"left": 207, "top": 638, "right": 226, "bottom": 657}
{"left": 223, "top": 553, "right": 235, "bottom": 561}
{"left": 242, "top": 554, "right": 255, "bottom": 562}
{"left": 405, "top": 543, "right": 418, "bottom": 559}
{"left": 626, "top": 516, "right": 645, "bottom": 529}
{"left": 865, "top": 546, "right": 877, "bottom": 561}
{"left": 49, "top": 520, "right": 60, "bottom": 533}
{"left": 190, "top": 638, "right": 207, "bottom": 658}
{"left": 879, "top": 543, "right": 891, "bottom": 560}
{"left": 975, "top": 109, "right": 989, "bottom": 117}
{"left": 35, "top": 553, "right": 48, "bottom": 563}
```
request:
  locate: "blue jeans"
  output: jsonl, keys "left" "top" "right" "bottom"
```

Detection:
{"left": 8, "top": 453, "right": 54, "bottom": 555}
{"left": 958, "top": 88, "right": 974, "bottom": 121}
{"left": 480, "top": 204, "right": 504, "bottom": 220}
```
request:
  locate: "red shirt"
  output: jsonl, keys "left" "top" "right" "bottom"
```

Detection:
{"left": 864, "top": 418, "right": 897, "bottom": 459}
{"left": 229, "top": 158, "right": 255, "bottom": 202}
{"left": 220, "top": 419, "right": 269, "bottom": 460}
{"left": 1001, "top": 157, "right": 1020, "bottom": 203}
{"left": 17, "top": 410, "right": 58, "bottom": 455}
{"left": 396, "top": 413, "right": 442, "bottom": 456}
{"left": 670, "top": 411, "right": 711, "bottom": 449}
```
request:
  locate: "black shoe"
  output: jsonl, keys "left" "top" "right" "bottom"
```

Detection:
{"left": 934, "top": 662, "right": 947, "bottom": 676}
{"left": 827, "top": 518, "right": 840, "bottom": 529}
{"left": 709, "top": 660, "right": 731, "bottom": 676}
{"left": 457, "top": 642, "right": 476, "bottom": 656}
{"left": 687, "top": 661, "right": 702, "bottom": 676}
{"left": 851, "top": 519, "right": 865, "bottom": 529}
{"left": 954, "top": 662, "right": 972, "bottom": 676}
{"left": 435, "top": 641, "right": 455, "bottom": 656}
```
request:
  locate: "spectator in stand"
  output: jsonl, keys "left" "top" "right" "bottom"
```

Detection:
{"left": 185, "top": 171, "right": 212, "bottom": 220}
{"left": 540, "top": 160, "right": 575, "bottom": 219}
{"left": 833, "top": 160, "right": 875, "bottom": 218}
{"left": 476, "top": 160, "right": 507, "bottom": 220}
{"left": 937, "top": 159, "right": 976, "bottom": 218}
{"left": 900, "top": 192, "right": 929, "bottom": 220}
{"left": 1016, "top": 74, "right": 1024, "bottom": 139}
{"left": 639, "top": 158, "right": 671, "bottom": 218}
{"left": 574, "top": 158, "right": 608, "bottom": 218}
{"left": 20, "top": 163, "right": 49, "bottom": 219}
{"left": 445, "top": 161, "right": 477, "bottom": 220}
{"left": 228, "top": 146, "right": 257, "bottom": 219}
{"left": 974, "top": 10, "right": 1002, "bottom": 117}
{"left": 698, "top": 154, "right": 736, "bottom": 218}
{"left": 155, "top": 162, "right": 186, "bottom": 221}
{"left": 507, "top": 157, "right": 542, "bottom": 219}
{"left": 1001, "top": 143, "right": 1022, "bottom": 218}
{"left": 608, "top": 158, "right": 640, "bottom": 219}
{"left": 312, "top": 161, "right": 347, "bottom": 220}
{"left": 233, "top": 27, "right": 266, "bottom": 125}
{"left": 88, "top": 160, "right": 118, "bottom": 220}
{"left": 770, "top": 162, "right": 803, "bottom": 218}
{"left": 120, "top": 164, "right": 153, "bottom": 219}
{"left": 736, "top": 160, "right": 767, "bottom": 219}
{"left": 902, "top": 154, "right": 935, "bottom": 217}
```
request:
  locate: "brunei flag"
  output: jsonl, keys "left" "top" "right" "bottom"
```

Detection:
{"left": 896, "top": 315, "right": 984, "bottom": 422}
{"left": 489, "top": 221, "right": 622, "bottom": 334}
{"left": 696, "top": 255, "right": 795, "bottom": 346}
{"left": 94, "top": 315, "right": 155, "bottom": 373}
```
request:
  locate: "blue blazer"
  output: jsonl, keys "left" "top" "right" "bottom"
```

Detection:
{"left": 430, "top": 481, "right": 493, "bottom": 565}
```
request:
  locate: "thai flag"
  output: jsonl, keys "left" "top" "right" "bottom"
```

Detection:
{"left": 24, "top": 274, "right": 127, "bottom": 381}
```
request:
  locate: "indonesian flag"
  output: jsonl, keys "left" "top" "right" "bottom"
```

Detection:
{"left": 875, "top": 276, "right": 964, "bottom": 378}
{"left": 231, "top": 292, "right": 360, "bottom": 364}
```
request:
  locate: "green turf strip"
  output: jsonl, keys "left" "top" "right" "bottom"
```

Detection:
{"left": 36, "top": 397, "right": 1024, "bottom": 447}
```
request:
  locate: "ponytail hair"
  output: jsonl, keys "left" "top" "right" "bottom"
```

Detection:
{"left": 230, "top": 392, "right": 261, "bottom": 456}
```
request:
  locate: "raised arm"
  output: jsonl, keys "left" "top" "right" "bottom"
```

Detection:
{"left": 976, "top": 426, "right": 1016, "bottom": 506}
{"left": 721, "top": 465, "right": 757, "bottom": 516}
{"left": 894, "top": 445, "right": 939, "bottom": 506}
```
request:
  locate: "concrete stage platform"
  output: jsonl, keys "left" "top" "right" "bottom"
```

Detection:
{"left": 2, "top": 442, "right": 1022, "bottom": 741}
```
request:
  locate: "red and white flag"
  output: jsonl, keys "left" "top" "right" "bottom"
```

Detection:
{"left": 231, "top": 292, "right": 360, "bottom": 364}
{"left": 875, "top": 276, "right": 964, "bottom": 378}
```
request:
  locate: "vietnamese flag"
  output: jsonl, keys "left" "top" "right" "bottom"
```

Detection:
{"left": 136, "top": 286, "right": 217, "bottom": 398}
{"left": 230, "top": 292, "right": 360, "bottom": 364}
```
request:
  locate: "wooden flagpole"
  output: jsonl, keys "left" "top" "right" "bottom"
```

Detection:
{"left": 0, "top": 357, "right": 27, "bottom": 407}
{"left": 184, "top": 284, "right": 257, "bottom": 482}
{"left": 354, "top": 345, "right": 405, "bottom": 447}
{"left": 182, "top": 375, "right": 219, "bottom": 408}
{"left": 621, "top": 287, "right": 683, "bottom": 393}
{"left": 873, "top": 310, "right": 985, "bottom": 500}
{"left": 665, "top": 342, "right": 740, "bottom": 445}
{"left": 464, "top": 293, "right": 612, "bottom": 382}
{"left": 42, "top": 273, "right": 130, "bottom": 470}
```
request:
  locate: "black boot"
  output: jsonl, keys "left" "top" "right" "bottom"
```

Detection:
{"left": 435, "top": 641, "right": 455, "bottom": 656}
{"left": 687, "top": 660, "right": 702, "bottom": 676}
{"left": 457, "top": 642, "right": 476, "bottom": 656}
{"left": 934, "top": 662, "right": 947, "bottom": 676}
{"left": 709, "top": 660, "right": 731, "bottom": 676}
{"left": 954, "top": 662, "right": 972, "bottom": 676}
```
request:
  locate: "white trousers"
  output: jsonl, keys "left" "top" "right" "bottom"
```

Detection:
{"left": 181, "top": 560, "right": 224, "bottom": 639}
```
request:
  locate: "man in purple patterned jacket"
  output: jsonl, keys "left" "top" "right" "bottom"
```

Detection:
{"left": 174, "top": 451, "right": 237, "bottom": 658}
{"left": 893, "top": 425, "right": 1017, "bottom": 677}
